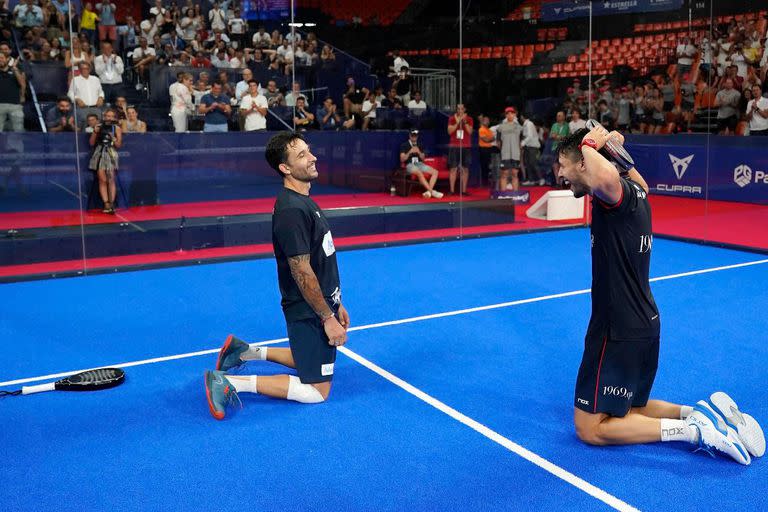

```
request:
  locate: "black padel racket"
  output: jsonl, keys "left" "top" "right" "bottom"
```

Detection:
{"left": 0, "top": 368, "right": 125, "bottom": 396}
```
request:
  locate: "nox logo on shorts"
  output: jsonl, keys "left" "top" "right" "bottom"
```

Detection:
{"left": 602, "top": 386, "right": 634, "bottom": 401}
{"left": 577, "top": 398, "right": 590, "bottom": 406}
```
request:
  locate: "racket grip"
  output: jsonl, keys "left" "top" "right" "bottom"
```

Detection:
{"left": 21, "top": 382, "right": 56, "bottom": 395}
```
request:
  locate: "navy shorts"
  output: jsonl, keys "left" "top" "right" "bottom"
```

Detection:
{"left": 500, "top": 159, "right": 520, "bottom": 170}
{"left": 574, "top": 332, "right": 659, "bottom": 417}
{"left": 287, "top": 314, "right": 337, "bottom": 384}
{"left": 448, "top": 147, "right": 471, "bottom": 169}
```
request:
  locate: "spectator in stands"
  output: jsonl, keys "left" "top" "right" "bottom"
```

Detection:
{"left": 121, "top": 106, "right": 146, "bottom": 133}
{"left": 89, "top": 107, "right": 122, "bottom": 214}
{"left": 191, "top": 50, "right": 210, "bottom": 68}
{"left": 96, "top": 0, "right": 117, "bottom": 43}
{"left": 715, "top": 77, "right": 741, "bottom": 135}
{"left": 132, "top": 37, "right": 156, "bottom": 89}
{"left": 285, "top": 81, "right": 305, "bottom": 107}
{"left": 84, "top": 112, "right": 99, "bottom": 133}
{"left": 447, "top": 103, "right": 473, "bottom": 195}
{"left": 360, "top": 88, "right": 379, "bottom": 131}
{"left": 252, "top": 26, "right": 271, "bottom": 48}
{"left": 596, "top": 99, "right": 614, "bottom": 132}
{"left": 119, "top": 16, "right": 139, "bottom": 53}
{"left": 208, "top": 1, "right": 226, "bottom": 32}
{"left": 94, "top": 41, "right": 123, "bottom": 104}
{"left": 169, "top": 71, "right": 194, "bottom": 132}
{"left": 149, "top": 0, "right": 165, "bottom": 22}
{"left": 407, "top": 90, "right": 427, "bottom": 116}
{"left": 68, "top": 61, "right": 104, "bottom": 127}
{"left": 13, "top": 0, "right": 43, "bottom": 29}
{"left": 234, "top": 68, "right": 254, "bottom": 104}
{"left": 381, "top": 87, "right": 398, "bottom": 108}
{"left": 320, "top": 44, "right": 335, "bottom": 67}
{"left": 270, "top": 30, "right": 282, "bottom": 49}
{"left": 193, "top": 71, "right": 211, "bottom": 104}
{"left": 615, "top": 87, "right": 633, "bottom": 131}
{"left": 548, "top": 111, "right": 569, "bottom": 185}
{"left": 678, "top": 73, "right": 696, "bottom": 132}
{"left": 292, "top": 96, "right": 315, "bottom": 131}
{"left": 80, "top": 2, "right": 98, "bottom": 47}
{"left": 393, "top": 66, "right": 414, "bottom": 105}
{"left": 391, "top": 50, "right": 408, "bottom": 76}
{"left": 240, "top": 79, "right": 267, "bottom": 131}
{"left": 46, "top": 96, "right": 76, "bottom": 132}
{"left": 746, "top": 84, "right": 768, "bottom": 136}
{"left": 496, "top": 107, "right": 522, "bottom": 191}
{"left": 216, "top": 70, "right": 235, "bottom": 98}
{"left": 568, "top": 109, "right": 586, "bottom": 133}
{"left": 676, "top": 36, "right": 697, "bottom": 77}
{"left": 520, "top": 112, "right": 543, "bottom": 186}
{"left": 263, "top": 79, "right": 284, "bottom": 107}
{"left": 179, "top": 8, "right": 199, "bottom": 45}
{"left": 478, "top": 115, "right": 499, "bottom": 187}
{"left": 227, "top": 8, "right": 246, "bottom": 49}
{"left": 660, "top": 76, "right": 675, "bottom": 114}
{"left": 317, "top": 97, "right": 341, "bottom": 130}
{"left": 198, "top": 80, "right": 231, "bottom": 132}
{"left": 342, "top": 77, "right": 365, "bottom": 119}
{"left": 113, "top": 95, "right": 128, "bottom": 120}
{"left": 400, "top": 129, "right": 443, "bottom": 199}
{"left": 0, "top": 52, "right": 25, "bottom": 132}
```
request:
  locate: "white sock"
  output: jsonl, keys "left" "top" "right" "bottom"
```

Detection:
{"left": 680, "top": 405, "right": 694, "bottom": 419}
{"left": 660, "top": 418, "right": 697, "bottom": 443}
{"left": 241, "top": 346, "right": 268, "bottom": 361}
{"left": 227, "top": 375, "right": 258, "bottom": 394}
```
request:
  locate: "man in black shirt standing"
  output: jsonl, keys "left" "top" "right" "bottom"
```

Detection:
{"left": 557, "top": 124, "right": 763, "bottom": 464}
{"left": 205, "top": 131, "right": 349, "bottom": 419}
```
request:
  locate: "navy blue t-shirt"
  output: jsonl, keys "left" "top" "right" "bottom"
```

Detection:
{"left": 272, "top": 187, "right": 341, "bottom": 321}
{"left": 200, "top": 93, "right": 230, "bottom": 125}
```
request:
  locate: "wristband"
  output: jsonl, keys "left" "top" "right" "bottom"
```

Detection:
{"left": 579, "top": 138, "right": 598, "bottom": 152}
{"left": 321, "top": 312, "right": 335, "bottom": 324}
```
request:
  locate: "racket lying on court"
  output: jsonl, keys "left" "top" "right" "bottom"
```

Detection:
{"left": 0, "top": 368, "right": 125, "bottom": 397}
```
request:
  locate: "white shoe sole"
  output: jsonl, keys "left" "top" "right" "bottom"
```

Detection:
{"left": 709, "top": 392, "right": 765, "bottom": 457}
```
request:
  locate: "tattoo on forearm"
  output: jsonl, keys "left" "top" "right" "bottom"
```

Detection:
{"left": 288, "top": 254, "right": 332, "bottom": 318}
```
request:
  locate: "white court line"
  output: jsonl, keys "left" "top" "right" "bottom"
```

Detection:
{"left": 1, "top": 257, "right": 766, "bottom": 389}
{"left": 114, "top": 212, "right": 148, "bottom": 233}
{"left": 339, "top": 345, "right": 639, "bottom": 512}
{"left": 47, "top": 180, "right": 81, "bottom": 199}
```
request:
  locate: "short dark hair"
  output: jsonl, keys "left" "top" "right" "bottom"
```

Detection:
{"left": 556, "top": 128, "right": 589, "bottom": 162}
{"left": 57, "top": 96, "right": 71, "bottom": 104}
{"left": 265, "top": 131, "right": 306, "bottom": 178}
{"left": 247, "top": 79, "right": 258, "bottom": 85}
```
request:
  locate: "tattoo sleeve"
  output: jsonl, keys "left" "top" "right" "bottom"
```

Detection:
{"left": 287, "top": 254, "right": 333, "bottom": 319}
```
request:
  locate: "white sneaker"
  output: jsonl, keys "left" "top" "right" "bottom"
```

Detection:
{"left": 708, "top": 392, "right": 765, "bottom": 457}
{"left": 538, "top": 179, "right": 546, "bottom": 186}
{"left": 430, "top": 190, "right": 444, "bottom": 199}
{"left": 505, "top": 183, "right": 514, "bottom": 190}
{"left": 687, "top": 401, "right": 751, "bottom": 465}
{"left": 422, "top": 191, "right": 431, "bottom": 199}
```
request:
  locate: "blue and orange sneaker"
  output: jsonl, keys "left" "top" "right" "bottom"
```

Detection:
{"left": 204, "top": 370, "right": 241, "bottom": 420}
{"left": 215, "top": 334, "right": 250, "bottom": 372}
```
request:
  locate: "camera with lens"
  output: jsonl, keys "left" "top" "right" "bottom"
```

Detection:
{"left": 97, "top": 124, "right": 115, "bottom": 146}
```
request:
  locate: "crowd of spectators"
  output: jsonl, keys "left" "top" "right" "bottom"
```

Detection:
{"left": 555, "top": 17, "right": 768, "bottom": 136}
{"left": 0, "top": 0, "right": 437, "bottom": 133}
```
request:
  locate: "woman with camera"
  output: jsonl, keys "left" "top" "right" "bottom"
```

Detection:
{"left": 89, "top": 108, "right": 122, "bottom": 214}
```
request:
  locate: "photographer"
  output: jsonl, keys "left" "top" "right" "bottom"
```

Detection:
{"left": 88, "top": 108, "right": 122, "bottom": 214}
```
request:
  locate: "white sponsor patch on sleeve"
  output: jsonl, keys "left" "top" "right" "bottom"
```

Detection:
{"left": 321, "top": 363, "right": 334, "bottom": 376}
{"left": 322, "top": 230, "right": 336, "bottom": 257}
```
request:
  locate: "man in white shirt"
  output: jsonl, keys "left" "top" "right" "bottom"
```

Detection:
{"left": 391, "top": 50, "right": 409, "bottom": 75}
{"left": 676, "top": 36, "right": 697, "bottom": 76}
{"left": 227, "top": 9, "right": 246, "bottom": 49}
{"left": 568, "top": 109, "right": 587, "bottom": 133}
{"left": 407, "top": 90, "right": 427, "bottom": 116}
{"left": 361, "top": 89, "right": 379, "bottom": 130}
{"left": 68, "top": 62, "right": 104, "bottom": 126}
{"left": 234, "top": 68, "right": 255, "bottom": 104}
{"left": 520, "top": 113, "right": 543, "bottom": 186}
{"left": 208, "top": 1, "right": 227, "bottom": 32}
{"left": 252, "top": 26, "right": 271, "bottom": 48}
{"left": 284, "top": 81, "right": 305, "bottom": 107}
{"left": 94, "top": 41, "right": 124, "bottom": 103}
{"left": 132, "top": 37, "right": 156, "bottom": 88}
{"left": 240, "top": 80, "right": 268, "bottom": 131}
{"left": 746, "top": 84, "right": 768, "bottom": 136}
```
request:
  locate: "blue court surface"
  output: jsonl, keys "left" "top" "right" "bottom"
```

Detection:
{"left": 2, "top": 228, "right": 767, "bottom": 511}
